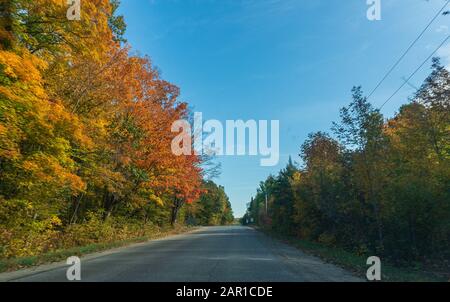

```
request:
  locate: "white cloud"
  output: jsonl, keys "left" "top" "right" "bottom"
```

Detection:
{"left": 436, "top": 25, "right": 449, "bottom": 33}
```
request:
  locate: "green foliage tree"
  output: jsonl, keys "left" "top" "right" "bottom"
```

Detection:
{"left": 186, "top": 181, "right": 234, "bottom": 226}
{"left": 245, "top": 61, "right": 450, "bottom": 266}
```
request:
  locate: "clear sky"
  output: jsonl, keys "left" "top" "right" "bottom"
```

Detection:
{"left": 117, "top": 0, "right": 450, "bottom": 217}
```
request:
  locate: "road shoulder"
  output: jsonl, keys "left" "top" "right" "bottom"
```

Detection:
{"left": 0, "top": 226, "right": 202, "bottom": 282}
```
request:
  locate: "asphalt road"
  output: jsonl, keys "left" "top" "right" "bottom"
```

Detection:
{"left": 1, "top": 226, "right": 361, "bottom": 282}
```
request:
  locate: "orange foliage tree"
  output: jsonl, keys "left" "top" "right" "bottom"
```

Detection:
{"left": 0, "top": 0, "right": 209, "bottom": 258}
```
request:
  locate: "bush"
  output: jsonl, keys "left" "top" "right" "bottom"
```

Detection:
{"left": 0, "top": 210, "right": 162, "bottom": 259}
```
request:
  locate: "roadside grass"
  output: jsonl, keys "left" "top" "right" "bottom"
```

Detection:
{"left": 260, "top": 228, "right": 447, "bottom": 282}
{"left": 0, "top": 225, "right": 195, "bottom": 273}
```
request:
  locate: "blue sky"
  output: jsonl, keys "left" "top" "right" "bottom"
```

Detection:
{"left": 117, "top": 0, "right": 450, "bottom": 217}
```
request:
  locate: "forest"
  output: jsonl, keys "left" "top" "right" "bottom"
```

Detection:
{"left": 0, "top": 0, "right": 233, "bottom": 260}
{"left": 243, "top": 60, "right": 449, "bottom": 270}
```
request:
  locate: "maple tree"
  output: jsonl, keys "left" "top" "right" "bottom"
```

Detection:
{"left": 0, "top": 0, "right": 230, "bottom": 258}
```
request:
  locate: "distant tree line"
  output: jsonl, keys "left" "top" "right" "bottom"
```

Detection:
{"left": 185, "top": 181, "right": 234, "bottom": 226}
{"left": 243, "top": 59, "right": 449, "bottom": 265}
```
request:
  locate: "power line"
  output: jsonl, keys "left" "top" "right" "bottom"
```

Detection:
{"left": 401, "top": 76, "right": 419, "bottom": 90}
{"left": 379, "top": 35, "right": 449, "bottom": 109}
{"left": 367, "top": 0, "right": 450, "bottom": 99}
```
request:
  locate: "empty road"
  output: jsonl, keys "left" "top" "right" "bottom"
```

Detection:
{"left": 1, "top": 226, "right": 361, "bottom": 282}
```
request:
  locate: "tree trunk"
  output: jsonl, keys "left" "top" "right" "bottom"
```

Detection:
{"left": 102, "top": 189, "right": 117, "bottom": 221}
{"left": 362, "top": 152, "right": 384, "bottom": 252}
{"left": 170, "top": 206, "right": 178, "bottom": 226}
{"left": 170, "top": 199, "right": 184, "bottom": 227}
{"left": 70, "top": 194, "right": 84, "bottom": 225}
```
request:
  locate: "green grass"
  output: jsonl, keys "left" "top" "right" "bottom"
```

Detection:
{"left": 0, "top": 226, "right": 195, "bottom": 273}
{"left": 260, "top": 229, "right": 448, "bottom": 282}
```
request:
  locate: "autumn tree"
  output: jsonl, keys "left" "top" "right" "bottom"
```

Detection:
{"left": 0, "top": 0, "right": 210, "bottom": 258}
{"left": 245, "top": 61, "right": 449, "bottom": 266}
{"left": 332, "top": 86, "right": 388, "bottom": 252}
{"left": 186, "top": 181, "right": 234, "bottom": 226}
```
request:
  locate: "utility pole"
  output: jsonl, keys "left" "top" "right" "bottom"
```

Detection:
{"left": 265, "top": 193, "right": 268, "bottom": 215}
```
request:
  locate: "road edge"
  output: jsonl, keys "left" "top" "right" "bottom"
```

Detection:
{"left": 0, "top": 226, "right": 203, "bottom": 282}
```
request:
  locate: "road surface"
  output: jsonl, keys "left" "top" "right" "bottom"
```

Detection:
{"left": 1, "top": 226, "right": 361, "bottom": 282}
